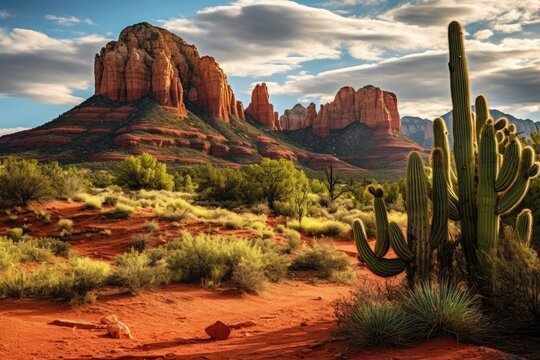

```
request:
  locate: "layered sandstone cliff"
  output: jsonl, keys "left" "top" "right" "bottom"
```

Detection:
{"left": 280, "top": 103, "right": 317, "bottom": 131}
{"left": 245, "top": 83, "right": 280, "bottom": 129}
{"left": 312, "top": 86, "right": 400, "bottom": 137}
{"left": 94, "top": 22, "right": 244, "bottom": 121}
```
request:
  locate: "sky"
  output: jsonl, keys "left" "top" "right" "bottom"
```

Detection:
{"left": 0, "top": 0, "right": 539, "bottom": 134}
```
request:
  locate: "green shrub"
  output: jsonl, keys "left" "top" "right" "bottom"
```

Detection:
{"left": 283, "top": 228, "right": 301, "bottom": 252}
{"left": 0, "top": 158, "right": 52, "bottom": 206}
{"left": 6, "top": 228, "right": 23, "bottom": 242}
{"left": 68, "top": 257, "right": 111, "bottom": 299}
{"left": 492, "top": 226, "right": 540, "bottom": 324}
{"left": 288, "top": 217, "right": 350, "bottom": 237}
{"left": 335, "top": 296, "right": 418, "bottom": 348}
{"left": 0, "top": 269, "right": 29, "bottom": 298}
{"left": 132, "top": 235, "right": 149, "bottom": 252}
{"left": 112, "top": 251, "right": 169, "bottom": 293}
{"left": 232, "top": 259, "right": 266, "bottom": 293}
{"left": 83, "top": 195, "right": 103, "bottom": 210}
{"left": 144, "top": 221, "right": 160, "bottom": 233}
{"left": 290, "top": 245, "right": 354, "bottom": 283}
{"left": 104, "top": 203, "right": 136, "bottom": 219}
{"left": 114, "top": 153, "right": 174, "bottom": 191}
{"left": 403, "top": 280, "right": 486, "bottom": 342}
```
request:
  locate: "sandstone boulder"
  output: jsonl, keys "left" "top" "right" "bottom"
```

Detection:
{"left": 205, "top": 321, "right": 231, "bottom": 340}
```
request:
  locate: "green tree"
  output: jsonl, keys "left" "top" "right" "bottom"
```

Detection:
{"left": 195, "top": 164, "right": 246, "bottom": 202}
{"left": 246, "top": 158, "right": 307, "bottom": 210}
{"left": 114, "top": 153, "right": 174, "bottom": 191}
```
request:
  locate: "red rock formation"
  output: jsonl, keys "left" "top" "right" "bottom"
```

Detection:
{"left": 94, "top": 22, "right": 240, "bottom": 121}
{"left": 280, "top": 103, "right": 318, "bottom": 131}
{"left": 312, "top": 85, "right": 400, "bottom": 137}
{"left": 236, "top": 101, "right": 245, "bottom": 121}
{"left": 246, "top": 83, "right": 280, "bottom": 129}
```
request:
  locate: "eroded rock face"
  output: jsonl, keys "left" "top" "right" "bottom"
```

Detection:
{"left": 280, "top": 103, "right": 317, "bottom": 131}
{"left": 312, "top": 85, "right": 400, "bottom": 137}
{"left": 246, "top": 83, "right": 280, "bottom": 129}
{"left": 94, "top": 22, "right": 240, "bottom": 121}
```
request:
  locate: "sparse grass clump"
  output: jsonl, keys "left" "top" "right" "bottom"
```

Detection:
{"left": 104, "top": 203, "right": 136, "bottom": 219}
{"left": 288, "top": 217, "right": 350, "bottom": 237}
{"left": 6, "top": 228, "right": 24, "bottom": 242}
{"left": 57, "top": 218, "right": 74, "bottom": 238}
{"left": 290, "top": 245, "right": 354, "bottom": 284}
{"left": 144, "top": 220, "right": 160, "bottom": 233}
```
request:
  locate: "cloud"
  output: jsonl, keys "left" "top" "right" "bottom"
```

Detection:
{"left": 474, "top": 29, "right": 493, "bottom": 40}
{"left": 320, "top": 0, "right": 383, "bottom": 7}
{"left": 0, "top": 127, "right": 28, "bottom": 136}
{"left": 0, "top": 10, "right": 9, "bottom": 19}
{"left": 45, "top": 15, "right": 95, "bottom": 26}
{"left": 263, "top": 35, "right": 540, "bottom": 119}
{"left": 159, "top": 0, "right": 446, "bottom": 76}
{"left": 0, "top": 28, "right": 107, "bottom": 104}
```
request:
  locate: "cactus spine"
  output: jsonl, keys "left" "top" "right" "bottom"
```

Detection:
{"left": 353, "top": 150, "right": 448, "bottom": 287}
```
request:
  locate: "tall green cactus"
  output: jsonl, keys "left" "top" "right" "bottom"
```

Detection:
{"left": 354, "top": 150, "right": 448, "bottom": 287}
{"left": 446, "top": 21, "right": 540, "bottom": 291}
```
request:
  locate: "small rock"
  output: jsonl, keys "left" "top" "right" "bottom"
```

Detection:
{"left": 205, "top": 321, "right": 231, "bottom": 340}
{"left": 107, "top": 321, "right": 133, "bottom": 339}
{"left": 100, "top": 314, "right": 118, "bottom": 325}
{"left": 314, "top": 296, "right": 323, "bottom": 301}
{"left": 300, "top": 321, "right": 308, "bottom": 327}
{"left": 229, "top": 320, "right": 256, "bottom": 329}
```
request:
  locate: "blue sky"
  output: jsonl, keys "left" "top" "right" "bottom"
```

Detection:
{"left": 0, "top": 0, "right": 539, "bottom": 134}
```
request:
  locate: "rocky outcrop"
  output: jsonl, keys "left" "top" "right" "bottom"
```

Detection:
{"left": 279, "top": 103, "right": 317, "bottom": 131}
{"left": 246, "top": 83, "right": 280, "bottom": 129}
{"left": 400, "top": 116, "right": 434, "bottom": 148}
{"left": 312, "top": 85, "right": 400, "bottom": 137}
{"left": 94, "top": 22, "right": 241, "bottom": 121}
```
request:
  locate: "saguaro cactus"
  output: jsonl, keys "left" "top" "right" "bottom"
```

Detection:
{"left": 354, "top": 150, "right": 448, "bottom": 287}
{"left": 446, "top": 21, "right": 540, "bottom": 291}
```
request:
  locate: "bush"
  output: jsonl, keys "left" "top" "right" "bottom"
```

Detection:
{"left": 492, "top": 226, "right": 540, "bottom": 324}
{"left": 132, "top": 235, "right": 149, "bottom": 252}
{"left": 6, "top": 228, "right": 23, "bottom": 242}
{"left": 112, "top": 251, "right": 169, "bottom": 293}
{"left": 0, "top": 158, "right": 52, "bottom": 206}
{"left": 0, "top": 269, "right": 29, "bottom": 298}
{"left": 165, "top": 233, "right": 285, "bottom": 292}
{"left": 68, "top": 257, "right": 111, "bottom": 299}
{"left": 403, "top": 280, "right": 486, "bottom": 342}
{"left": 283, "top": 228, "right": 301, "bottom": 252}
{"left": 82, "top": 195, "right": 103, "bottom": 210}
{"left": 144, "top": 221, "right": 160, "bottom": 233}
{"left": 114, "top": 153, "right": 174, "bottom": 191}
{"left": 104, "top": 203, "right": 136, "bottom": 219}
{"left": 335, "top": 296, "right": 418, "bottom": 348}
{"left": 290, "top": 245, "right": 354, "bottom": 283}
{"left": 288, "top": 217, "right": 350, "bottom": 237}
{"left": 57, "top": 218, "right": 74, "bottom": 238}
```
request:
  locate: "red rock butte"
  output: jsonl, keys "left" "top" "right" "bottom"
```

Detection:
{"left": 312, "top": 85, "right": 400, "bottom": 137}
{"left": 246, "top": 83, "right": 280, "bottom": 130}
{"left": 94, "top": 22, "right": 244, "bottom": 121}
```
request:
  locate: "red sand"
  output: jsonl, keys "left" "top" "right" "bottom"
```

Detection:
{"left": 0, "top": 201, "right": 506, "bottom": 359}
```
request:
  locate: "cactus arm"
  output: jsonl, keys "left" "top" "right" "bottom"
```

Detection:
{"left": 353, "top": 220, "right": 407, "bottom": 277}
{"left": 497, "top": 147, "right": 536, "bottom": 215}
{"left": 494, "top": 137, "right": 521, "bottom": 192}
{"left": 448, "top": 194, "right": 461, "bottom": 221}
{"left": 430, "top": 148, "right": 449, "bottom": 248}
{"left": 406, "top": 152, "right": 431, "bottom": 283}
{"left": 475, "top": 95, "right": 490, "bottom": 142}
{"left": 448, "top": 21, "right": 478, "bottom": 271}
{"left": 389, "top": 222, "right": 414, "bottom": 262}
{"left": 477, "top": 121, "right": 499, "bottom": 275}
{"left": 516, "top": 209, "right": 533, "bottom": 246}
{"left": 433, "top": 117, "right": 458, "bottom": 185}
{"left": 369, "top": 186, "right": 391, "bottom": 257}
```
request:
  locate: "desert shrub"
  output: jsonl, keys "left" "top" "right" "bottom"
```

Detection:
{"left": 0, "top": 236, "right": 68, "bottom": 269}
{"left": 103, "top": 194, "right": 119, "bottom": 207}
{"left": 87, "top": 170, "right": 114, "bottom": 188}
{"left": 231, "top": 259, "right": 266, "bottom": 293}
{"left": 0, "top": 158, "right": 52, "bottom": 206}
{"left": 144, "top": 221, "right": 160, "bottom": 233}
{"left": 114, "top": 153, "right": 174, "bottom": 191}
{"left": 57, "top": 218, "right": 74, "bottom": 238}
{"left": 492, "top": 226, "right": 540, "bottom": 324}
{"left": 290, "top": 245, "right": 354, "bottom": 283}
{"left": 165, "top": 233, "right": 285, "bottom": 292}
{"left": 67, "top": 257, "right": 111, "bottom": 299}
{"left": 0, "top": 269, "right": 29, "bottom": 298}
{"left": 283, "top": 228, "right": 301, "bottom": 252}
{"left": 335, "top": 296, "right": 418, "bottom": 348}
{"left": 195, "top": 164, "right": 247, "bottom": 203}
{"left": 27, "top": 264, "right": 71, "bottom": 297}
{"left": 38, "top": 237, "right": 70, "bottom": 257}
{"left": 111, "top": 250, "right": 169, "bottom": 293}
{"left": 82, "top": 195, "right": 103, "bottom": 210}
{"left": 33, "top": 210, "right": 51, "bottom": 223}
{"left": 104, "top": 203, "right": 136, "bottom": 218}
{"left": 403, "top": 280, "right": 486, "bottom": 342}
{"left": 173, "top": 172, "right": 195, "bottom": 193}
{"left": 288, "top": 217, "right": 350, "bottom": 237}
{"left": 6, "top": 227, "right": 24, "bottom": 242}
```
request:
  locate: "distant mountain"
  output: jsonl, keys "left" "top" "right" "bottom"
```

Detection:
{"left": 402, "top": 109, "right": 540, "bottom": 148}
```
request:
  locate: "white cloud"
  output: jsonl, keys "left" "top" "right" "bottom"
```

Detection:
{"left": 320, "top": 0, "right": 383, "bottom": 7}
{"left": 474, "top": 29, "right": 493, "bottom": 40}
{"left": 0, "top": 127, "right": 28, "bottom": 136}
{"left": 0, "top": 28, "right": 108, "bottom": 104}
{"left": 0, "top": 10, "right": 9, "bottom": 19}
{"left": 45, "top": 15, "right": 95, "bottom": 26}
